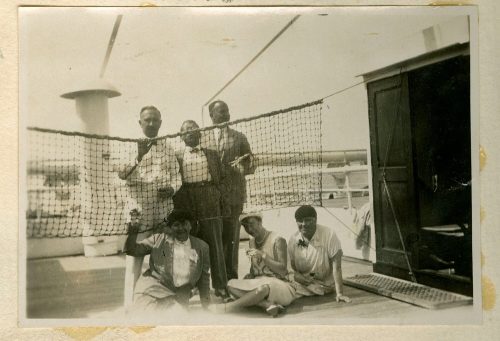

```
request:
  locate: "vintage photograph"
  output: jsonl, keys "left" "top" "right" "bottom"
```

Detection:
{"left": 19, "top": 6, "right": 480, "bottom": 325}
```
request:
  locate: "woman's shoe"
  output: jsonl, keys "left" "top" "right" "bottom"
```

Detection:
{"left": 266, "top": 304, "right": 285, "bottom": 318}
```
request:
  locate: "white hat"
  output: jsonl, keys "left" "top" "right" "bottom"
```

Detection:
{"left": 239, "top": 212, "right": 263, "bottom": 223}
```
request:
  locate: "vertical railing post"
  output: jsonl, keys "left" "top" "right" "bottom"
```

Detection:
{"left": 345, "top": 170, "right": 353, "bottom": 214}
{"left": 272, "top": 179, "right": 277, "bottom": 205}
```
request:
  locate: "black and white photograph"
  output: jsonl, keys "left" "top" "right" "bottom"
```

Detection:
{"left": 19, "top": 5, "right": 481, "bottom": 326}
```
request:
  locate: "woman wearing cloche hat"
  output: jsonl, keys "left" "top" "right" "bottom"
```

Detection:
{"left": 208, "top": 211, "right": 296, "bottom": 317}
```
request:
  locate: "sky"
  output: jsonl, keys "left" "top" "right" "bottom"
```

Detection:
{"left": 20, "top": 6, "right": 469, "bottom": 150}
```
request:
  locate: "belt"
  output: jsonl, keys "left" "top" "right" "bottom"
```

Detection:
{"left": 183, "top": 181, "right": 215, "bottom": 188}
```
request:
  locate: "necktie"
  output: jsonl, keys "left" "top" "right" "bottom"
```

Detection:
{"left": 217, "top": 130, "right": 223, "bottom": 151}
{"left": 297, "top": 239, "right": 308, "bottom": 248}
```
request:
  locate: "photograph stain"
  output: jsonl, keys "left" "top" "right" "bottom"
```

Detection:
{"left": 482, "top": 276, "right": 496, "bottom": 311}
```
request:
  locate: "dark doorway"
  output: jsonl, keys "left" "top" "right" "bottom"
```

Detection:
{"left": 410, "top": 56, "right": 472, "bottom": 280}
{"left": 366, "top": 47, "right": 472, "bottom": 296}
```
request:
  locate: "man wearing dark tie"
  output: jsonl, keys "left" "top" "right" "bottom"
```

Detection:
{"left": 173, "top": 120, "right": 230, "bottom": 299}
{"left": 208, "top": 100, "right": 254, "bottom": 281}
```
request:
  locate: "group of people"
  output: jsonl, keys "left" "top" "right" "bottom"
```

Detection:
{"left": 210, "top": 206, "right": 351, "bottom": 317}
{"left": 119, "top": 100, "right": 350, "bottom": 317}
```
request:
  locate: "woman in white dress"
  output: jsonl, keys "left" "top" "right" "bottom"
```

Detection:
{"left": 209, "top": 212, "right": 296, "bottom": 317}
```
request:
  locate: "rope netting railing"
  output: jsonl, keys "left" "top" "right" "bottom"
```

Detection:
{"left": 26, "top": 100, "right": 323, "bottom": 238}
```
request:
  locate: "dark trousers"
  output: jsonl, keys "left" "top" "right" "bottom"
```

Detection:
{"left": 197, "top": 217, "right": 227, "bottom": 289}
{"left": 174, "top": 183, "right": 227, "bottom": 290}
{"left": 222, "top": 202, "right": 243, "bottom": 280}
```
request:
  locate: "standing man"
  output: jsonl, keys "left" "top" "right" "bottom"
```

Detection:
{"left": 118, "top": 106, "right": 182, "bottom": 308}
{"left": 174, "top": 120, "right": 230, "bottom": 299}
{"left": 288, "top": 205, "right": 351, "bottom": 303}
{"left": 208, "top": 100, "right": 254, "bottom": 281}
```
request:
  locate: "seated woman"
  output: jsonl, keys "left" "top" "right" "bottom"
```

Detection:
{"left": 209, "top": 212, "right": 296, "bottom": 317}
{"left": 125, "top": 208, "right": 211, "bottom": 312}
{"left": 288, "top": 205, "right": 351, "bottom": 303}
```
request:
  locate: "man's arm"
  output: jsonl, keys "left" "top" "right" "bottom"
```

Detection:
{"left": 239, "top": 132, "right": 252, "bottom": 156}
{"left": 124, "top": 227, "right": 154, "bottom": 257}
{"left": 331, "top": 249, "right": 351, "bottom": 303}
{"left": 238, "top": 133, "right": 255, "bottom": 175}
{"left": 228, "top": 132, "right": 255, "bottom": 176}
{"left": 166, "top": 143, "right": 182, "bottom": 193}
{"left": 197, "top": 243, "right": 211, "bottom": 309}
{"left": 118, "top": 158, "right": 138, "bottom": 180}
{"left": 118, "top": 140, "right": 154, "bottom": 180}
{"left": 158, "top": 144, "right": 182, "bottom": 199}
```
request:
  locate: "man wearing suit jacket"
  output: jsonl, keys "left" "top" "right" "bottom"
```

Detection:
{"left": 173, "top": 120, "right": 230, "bottom": 299}
{"left": 125, "top": 208, "right": 211, "bottom": 311}
{"left": 208, "top": 100, "right": 255, "bottom": 281}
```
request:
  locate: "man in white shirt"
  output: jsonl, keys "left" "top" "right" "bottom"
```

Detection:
{"left": 288, "top": 205, "right": 351, "bottom": 303}
{"left": 118, "top": 106, "right": 181, "bottom": 230}
{"left": 118, "top": 106, "right": 182, "bottom": 307}
{"left": 174, "top": 120, "right": 230, "bottom": 300}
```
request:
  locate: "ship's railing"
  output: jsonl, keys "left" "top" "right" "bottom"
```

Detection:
{"left": 246, "top": 165, "right": 369, "bottom": 213}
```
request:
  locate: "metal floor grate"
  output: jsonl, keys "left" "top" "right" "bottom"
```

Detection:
{"left": 344, "top": 273, "right": 473, "bottom": 309}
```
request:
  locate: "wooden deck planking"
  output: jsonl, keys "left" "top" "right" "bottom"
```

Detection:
{"left": 25, "top": 242, "right": 473, "bottom": 321}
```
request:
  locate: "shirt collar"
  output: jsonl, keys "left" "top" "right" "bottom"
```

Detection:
{"left": 166, "top": 234, "right": 191, "bottom": 247}
{"left": 174, "top": 238, "right": 191, "bottom": 247}
{"left": 295, "top": 232, "right": 309, "bottom": 248}
{"left": 308, "top": 225, "right": 320, "bottom": 245}
{"left": 295, "top": 226, "right": 319, "bottom": 247}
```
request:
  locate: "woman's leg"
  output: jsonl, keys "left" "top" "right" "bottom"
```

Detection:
{"left": 217, "top": 285, "right": 270, "bottom": 312}
{"left": 228, "top": 285, "right": 274, "bottom": 310}
{"left": 256, "top": 299, "right": 273, "bottom": 309}
{"left": 227, "top": 286, "right": 249, "bottom": 299}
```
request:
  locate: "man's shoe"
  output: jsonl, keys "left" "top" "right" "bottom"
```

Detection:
{"left": 214, "top": 288, "right": 232, "bottom": 302}
{"left": 190, "top": 287, "right": 199, "bottom": 298}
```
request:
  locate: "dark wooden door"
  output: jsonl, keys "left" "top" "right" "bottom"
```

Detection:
{"left": 368, "top": 74, "right": 418, "bottom": 276}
